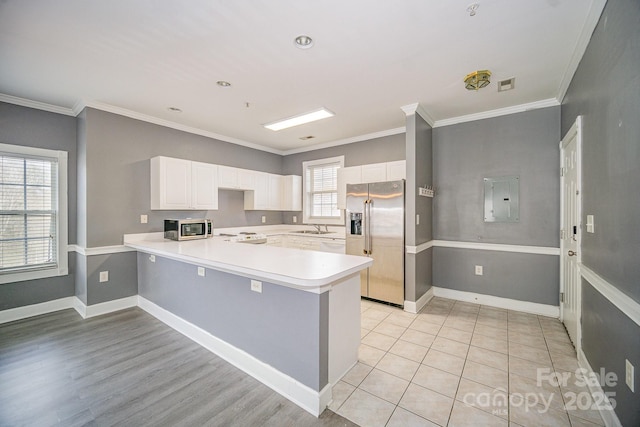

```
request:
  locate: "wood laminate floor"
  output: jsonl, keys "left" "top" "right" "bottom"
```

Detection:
{"left": 0, "top": 308, "right": 356, "bottom": 427}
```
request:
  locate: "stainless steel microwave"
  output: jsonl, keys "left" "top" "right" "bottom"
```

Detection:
{"left": 164, "top": 218, "right": 212, "bottom": 241}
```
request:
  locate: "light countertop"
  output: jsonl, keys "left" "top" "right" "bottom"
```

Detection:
{"left": 124, "top": 233, "right": 370, "bottom": 293}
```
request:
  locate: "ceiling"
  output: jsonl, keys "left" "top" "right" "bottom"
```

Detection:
{"left": 0, "top": 0, "right": 604, "bottom": 154}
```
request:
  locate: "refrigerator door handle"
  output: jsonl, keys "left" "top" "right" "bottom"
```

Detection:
{"left": 362, "top": 200, "right": 369, "bottom": 254}
{"left": 367, "top": 199, "right": 373, "bottom": 254}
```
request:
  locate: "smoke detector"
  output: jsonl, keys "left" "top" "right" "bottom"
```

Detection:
{"left": 498, "top": 78, "right": 516, "bottom": 92}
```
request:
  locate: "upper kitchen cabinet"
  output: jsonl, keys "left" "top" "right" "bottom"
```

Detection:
{"left": 218, "top": 165, "right": 254, "bottom": 190}
{"left": 282, "top": 175, "right": 302, "bottom": 211}
{"left": 337, "top": 161, "right": 406, "bottom": 209}
{"left": 386, "top": 160, "right": 406, "bottom": 181}
{"left": 150, "top": 156, "right": 218, "bottom": 210}
{"left": 361, "top": 163, "right": 387, "bottom": 183}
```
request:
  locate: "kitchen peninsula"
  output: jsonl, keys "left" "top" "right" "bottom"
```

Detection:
{"left": 124, "top": 233, "right": 372, "bottom": 416}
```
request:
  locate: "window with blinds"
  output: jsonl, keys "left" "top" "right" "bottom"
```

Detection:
{"left": 0, "top": 143, "right": 67, "bottom": 284}
{"left": 307, "top": 162, "right": 339, "bottom": 218}
{"left": 302, "top": 156, "right": 344, "bottom": 225}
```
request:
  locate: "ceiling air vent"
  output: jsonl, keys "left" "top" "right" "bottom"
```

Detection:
{"left": 498, "top": 78, "right": 515, "bottom": 92}
{"left": 299, "top": 135, "right": 315, "bottom": 140}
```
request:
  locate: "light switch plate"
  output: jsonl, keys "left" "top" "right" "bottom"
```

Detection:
{"left": 475, "top": 265, "right": 483, "bottom": 276}
{"left": 149, "top": 255, "right": 155, "bottom": 263}
{"left": 293, "top": 216, "right": 297, "bottom": 223}
{"left": 586, "top": 215, "right": 595, "bottom": 233}
{"left": 626, "top": 359, "right": 635, "bottom": 392}
{"left": 197, "top": 267, "right": 205, "bottom": 277}
{"left": 416, "top": 214, "right": 420, "bottom": 225}
{"left": 99, "top": 271, "right": 109, "bottom": 282}
{"left": 251, "top": 280, "right": 262, "bottom": 293}
{"left": 140, "top": 214, "right": 148, "bottom": 224}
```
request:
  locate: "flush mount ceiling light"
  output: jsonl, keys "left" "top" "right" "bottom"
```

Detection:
{"left": 464, "top": 70, "right": 491, "bottom": 90}
{"left": 467, "top": 3, "right": 480, "bottom": 17}
{"left": 264, "top": 108, "right": 334, "bottom": 131}
{"left": 216, "top": 80, "right": 231, "bottom": 87}
{"left": 294, "top": 35, "right": 314, "bottom": 49}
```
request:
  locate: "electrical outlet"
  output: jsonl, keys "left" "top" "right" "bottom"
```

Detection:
{"left": 197, "top": 267, "right": 205, "bottom": 277}
{"left": 140, "top": 214, "right": 148, "bottom": 224}
{"left": 261, "top": 215, "right": 266, "bottom": 224}
{"left": 99, "top": 271, "right": 109, "bottom": 282}
{"left": 475, "top": 265, "right": 483, "bottom": 276}
{"left": 251, "top": 280, "right": 262, "bottom": 293}
{"left": 293, "top": 216, "right": 297, "bottom": 223}
{"left": 149, "top": 255, "right": 155, "bottom": 263}
{"left": 626, "top": 359, "right": 635, "bottom": 392}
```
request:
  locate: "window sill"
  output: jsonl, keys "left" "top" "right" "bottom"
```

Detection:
{"left": 0, "top": 266, "right": 69, "bottom": 285}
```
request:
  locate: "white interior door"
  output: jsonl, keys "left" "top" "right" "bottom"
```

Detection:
{"left": 560, "top": 116, "right": 582, "bottom": 349}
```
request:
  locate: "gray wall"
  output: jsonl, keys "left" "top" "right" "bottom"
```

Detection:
{"left": 0, "top": 102, "right": 77, "bottom": 309}
{"left": 137, "top": 253, "right": 329, "bottom": 391}
{"left": 405, "top": 112, "right": 433, "bottom": 304}
{"left": 432, "top": 107, "right": 561, "bottom": 305}
{"left": 561, "top": 0, "right": 640, "bottom": 425}
{"left": 82, "top": 108, "right": 284, "bottom": 248}
{"left": 434, "top": 248, "right": 559, "bottom": 306}
{"left": 433, "top": 107, "right": 560, "bottom": 247}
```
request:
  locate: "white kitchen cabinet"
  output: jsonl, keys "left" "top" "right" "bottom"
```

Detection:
{"left": 244, "top": 171, "right": 269, "bottom": 210}
{"left": 268, "top": 174, "right": 283, "bottom": 210}
{"left": 361, "top": 163, "right": 387, "bottom": 183}
{"left": 218, "top": 165, "right": 254, "bottom": 190}
{"left": 266, "top": 235, "right": 284, "bottom": 247}
{"left": 319, "top": 239, "right": 346, "bottom": 254}
{"left": 337, "top": 166, "right": 362, "bottom": 210}
{"left": 282, "top": 175, "right": 302, "bottom": 211}
{"left": 151, "top": 156, "right": 218, "bottom": 210}
{"left": 386, "top": 160, "right": 406, "bottom": 180}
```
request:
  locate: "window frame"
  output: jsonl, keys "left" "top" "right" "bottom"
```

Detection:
{"left": 302, "top": 156, "right": 344, "bottom": 226}
{"left": 0, "top": 142, "right": 68, "bottom": 284}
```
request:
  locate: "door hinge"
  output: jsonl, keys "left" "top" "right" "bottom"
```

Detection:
{"left": 576, "top": 190, "right": 580, "bottom": 195}
{"left": 561, "top": 167, "right": 565, "bottom": 177}
{"left": 560, "top": 292, "right": 565, "bottom": 303}
{"left": 560, "top": 229, "right": 565, "bottom": 239}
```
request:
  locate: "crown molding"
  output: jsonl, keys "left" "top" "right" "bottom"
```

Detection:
{"left": 400, "top": 103, "right": 435, "bottom": 127}
{"left": 74, "top": 100, "right": 284, "bottom": 155}
{"left": 432, "top": 98, "right": 560, "bottom": 128}
{"left": 0, "top": 93, "right": 75, "bottom": 116}
{"left": 556, "top": 0, "right": 607, "bottom": 103}
{"left": 282, "top": 126, "right": 406, "bottom": 155}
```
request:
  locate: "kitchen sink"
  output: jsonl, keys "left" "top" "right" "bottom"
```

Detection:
{"left": 293, "top": 230, "right": 333, "bottom": 234}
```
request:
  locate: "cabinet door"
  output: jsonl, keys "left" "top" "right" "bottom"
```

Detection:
{"left": 151, "top": 156, "right": 192, "bottom": 210}
{"left": 218, "top": 165, "right": 238, "bottom": 189}
{"left": 268, "top": 174, "right": 283, "bottom": 210}
{"left": 337, "top": 166, "right": 362, "bottom": 210}
{"left": 361, "top": 163, "right": 387, "bottom": 183}
{"left": 237, "top": 169, "right": 255, "bottom": 190}
{"left": 282, "top": 175, "right": 302, "bottom": 211}
{"left": 319, "top": 239, "right": 346, "bottom": 254}
{"left": 386, "top": 160, "right": 406, "bottom": 180}
{"left": 243, "top": 171, "right": 268, "bottom": 210}
{"left": 191, "top": 161, "right": 218, "bottom": 210}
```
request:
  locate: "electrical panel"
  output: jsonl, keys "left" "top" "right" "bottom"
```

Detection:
{"left": 484, "top": 176, "right": 519, "bottom": 222}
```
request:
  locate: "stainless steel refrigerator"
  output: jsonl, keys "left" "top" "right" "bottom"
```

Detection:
{"left": 346, "top": 180, "right": 405, "bottom": 305}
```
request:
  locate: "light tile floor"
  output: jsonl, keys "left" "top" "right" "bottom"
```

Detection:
{"left": 331, "top": 297, "right": 610, "bottom": 427}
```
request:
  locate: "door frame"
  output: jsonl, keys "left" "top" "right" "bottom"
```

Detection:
{"left": 559, "top": 115, "right": 583, "bottom": 351}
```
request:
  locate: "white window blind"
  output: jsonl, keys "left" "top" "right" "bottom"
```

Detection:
{"left": 308, "top": 162, "right": 339, "bottom": 218}
{"left": 302, "top": 156, "right": 344, "bottom": 225}
{"left": 0, "top": 153, "right": 59, "bottom": 273}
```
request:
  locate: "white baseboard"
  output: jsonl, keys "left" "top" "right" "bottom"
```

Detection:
{"left": 137, "top": 296, "right": 327, "bottom": 417}
{"left": 73, "top": 296, "right": 139, "bottom": 319}
{"left": 0, "top": 297, "right": 76, "bottom": 324}
{"left": 404, "top": 287, "right": 434, "bottom": 314}
{"left": 432, "top": 287, "right": 560, "bottom": 318}
{"left": 577, "top": 348, "right": 622, "bottom": 427}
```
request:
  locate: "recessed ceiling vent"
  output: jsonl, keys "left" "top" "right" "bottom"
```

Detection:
{"left": 299, "top": 135, "right": 315, "bottom": 140}
{"left": 498, "top": 78, "right": 515, "bottom": 92}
